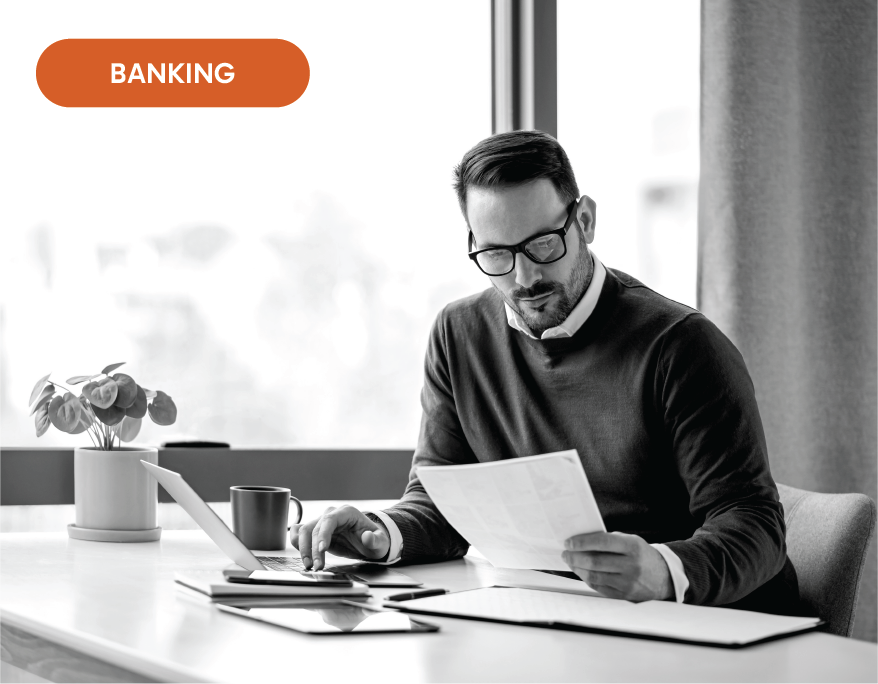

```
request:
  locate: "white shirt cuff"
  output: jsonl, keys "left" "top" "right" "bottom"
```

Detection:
{"left": 651, "top": 543, "right": 689, "bottom": 603}
{"left": 365, "top": 510, "right": 403, "bottom": 565}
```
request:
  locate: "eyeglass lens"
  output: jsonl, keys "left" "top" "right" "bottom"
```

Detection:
{"left": 475, "top": 233, "right": 565, "bottom": 275}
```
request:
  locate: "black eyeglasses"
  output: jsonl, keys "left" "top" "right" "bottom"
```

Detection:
{"left": 467, "top": 202, "right": 578, "bottom": 276}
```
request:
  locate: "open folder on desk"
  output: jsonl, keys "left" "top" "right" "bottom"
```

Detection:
{"left": 385, "top": 588, "right": 822, "bottom": 647}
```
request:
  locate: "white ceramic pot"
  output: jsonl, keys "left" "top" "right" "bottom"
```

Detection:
{"left": 73, "top": 446, "right": 159, "bottom": 534}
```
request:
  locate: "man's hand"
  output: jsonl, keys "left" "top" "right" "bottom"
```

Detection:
{"left": 290, "top": 505, "right": 390, "bottom": 571}
{"left": 562, "top": 532, "right": 673, "bottom": 602}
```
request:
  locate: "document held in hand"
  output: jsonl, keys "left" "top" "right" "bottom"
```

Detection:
{"left": 417, "top": 450, "right": 605, "bottom": 570}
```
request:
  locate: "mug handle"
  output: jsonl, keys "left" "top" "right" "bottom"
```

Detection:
{"left": 287, "top": 495, "right": 303, "bottom": 529}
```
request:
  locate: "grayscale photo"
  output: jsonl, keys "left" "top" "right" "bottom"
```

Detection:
{"left": 0, "top": 1, "right": 875, "bottom": 682}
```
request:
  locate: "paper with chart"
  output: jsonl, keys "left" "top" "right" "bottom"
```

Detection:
{"left": 417, "top": 450, "right": 605, "bottom": 571}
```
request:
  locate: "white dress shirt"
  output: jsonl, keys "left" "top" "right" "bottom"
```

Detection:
{"left": 369, "top": 252, "right": 689, "bottom": 603}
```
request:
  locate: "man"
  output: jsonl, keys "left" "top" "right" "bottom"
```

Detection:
{"left": 292, "top": 130, "right": 799, "bottom": 612}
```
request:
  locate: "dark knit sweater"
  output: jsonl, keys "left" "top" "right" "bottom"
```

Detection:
{"left": 383, "top": 268, "right": 799, "bottom": 612}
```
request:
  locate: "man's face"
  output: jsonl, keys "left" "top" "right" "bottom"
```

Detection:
{"left": 467, "top": 179, "right": 596, "bottom": 337}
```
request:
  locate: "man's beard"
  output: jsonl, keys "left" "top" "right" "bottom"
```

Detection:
{"left": 499, "top": 247, "right": 594, "bottom": 338}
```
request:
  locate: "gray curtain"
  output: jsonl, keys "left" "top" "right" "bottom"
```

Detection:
{"left": 699, "top": 0, "right": 877, "bottom": 641}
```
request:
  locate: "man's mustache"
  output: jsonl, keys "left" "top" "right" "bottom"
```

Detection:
{"left": 512, "top": 282, "right": 557, "bottom": 300}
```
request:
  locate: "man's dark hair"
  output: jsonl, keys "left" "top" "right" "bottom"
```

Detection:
{"left": 452, "top": 130, "right": 580, "bottom": 222}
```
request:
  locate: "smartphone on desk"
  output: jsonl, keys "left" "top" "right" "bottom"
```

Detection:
{"left": 217, "top": 600, "right": 440, "bottom": 634}
{"left": 223, "top": 569, "right": 354, "bottom": 586}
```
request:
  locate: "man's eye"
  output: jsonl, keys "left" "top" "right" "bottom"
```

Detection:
{"left": 529, "top": 237, "right": 554, "bottom": 250}
{"left": 483, "top": 250, "right": 509, "bottom": 261}
{"left": 526, "top": 235, "right": 563, "bottom": 259}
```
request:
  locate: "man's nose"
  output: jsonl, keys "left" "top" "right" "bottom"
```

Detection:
{"left": 513, "top": 255, "right": 542, "bottom": 289}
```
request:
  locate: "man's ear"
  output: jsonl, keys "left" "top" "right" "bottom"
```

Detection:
{"left": 577, "top": 195, "right": 597, "bottom": 244}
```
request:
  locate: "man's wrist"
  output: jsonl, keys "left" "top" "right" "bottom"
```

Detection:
{"left": 658, "top": 566, "right": 674, "bottom": 601}
{"left": 651, "top": 543, "right": 689, "bottom": 602}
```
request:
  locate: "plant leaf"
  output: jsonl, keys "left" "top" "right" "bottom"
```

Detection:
{"left": 67, "top": 373, "right": 100, "bottom": 385}
{"left": 82, "top": 377, "right": 118, "bottom": 409}
{"left": 77, "top": 396, "right": 95, "bottom": 425}
{"left": 147, "top": 391, "right": 177, "bottom": 426}
{"left": 69, "top": 414, "right": 90, "bottom": 434}
{"left": 92, "top": 403, "right": 126, "bottom": 426}
{"left": 101, "top": 362, "right": 126, "bottom": 375}
{"left": 29, "top": 373, "right": 51, "bottom": 405}
{"left": 34, "top": 403, "right": 51, "bottom": 437}
{"left": 126, "top": 385, "right": 148, "bottom": 419}
{"left": 29, "top": 385, "right": 56, "bottom": 416}
{"left": 111, "top": 373, "right": 137, "bottom": 408}
{"left": 48, "top": 393, "right": 83, "bottom": 433}
{"left": 47, "top": 396, "right": 62, "bottom": 428}
{"left": 118, "top": 416, "right": 143, "bottom": 442}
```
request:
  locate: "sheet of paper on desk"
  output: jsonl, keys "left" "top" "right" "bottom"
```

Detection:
{"left": 417, "top": 450, "right": 605, "bottom": 571}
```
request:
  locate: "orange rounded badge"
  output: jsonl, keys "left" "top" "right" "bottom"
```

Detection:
{"left": 37, "top": 39, "right": 309, "bottom": 107}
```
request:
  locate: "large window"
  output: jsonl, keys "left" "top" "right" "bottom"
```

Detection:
{"left": 2, "top": 1, "right": 700, "bottom": 449}
{"left": 1, "top": 2, "right": 490, "bottom": 448}
{"left": 558, "top": 0, "right": 700, "bottom": 308}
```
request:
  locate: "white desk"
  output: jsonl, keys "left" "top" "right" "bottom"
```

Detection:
{"left": 1, "top": 513, "right": 876, "bottom": 682}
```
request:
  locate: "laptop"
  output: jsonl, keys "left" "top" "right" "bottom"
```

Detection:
{"left": 141, "top": 460, "right": 421, "bottom": 586}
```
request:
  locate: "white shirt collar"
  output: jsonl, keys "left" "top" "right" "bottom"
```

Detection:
{"left": 504, "top": 253, "right": 606, "bottom": 340}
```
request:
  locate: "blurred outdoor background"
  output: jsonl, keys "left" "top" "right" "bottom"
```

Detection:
{"left": 0, "top": 0, "right": 699, "bottom": 448}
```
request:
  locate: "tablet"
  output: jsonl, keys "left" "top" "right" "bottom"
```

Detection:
{"left": 217, "top": 601, "right": 440, "bottom": 634}
{"left": 223, "top": 569, "right": 354, "bottom": 586}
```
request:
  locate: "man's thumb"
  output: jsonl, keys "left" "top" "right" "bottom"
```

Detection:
{"left": 361, "top": 529, "right": 386, "bottom": 550}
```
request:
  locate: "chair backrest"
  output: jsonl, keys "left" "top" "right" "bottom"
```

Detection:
{"left": 777, "top": 483, "right": 876, "bottom": 637}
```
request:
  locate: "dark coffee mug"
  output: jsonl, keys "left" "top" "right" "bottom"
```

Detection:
{"left": 230, "top": 486, "right": 303, "bottom": 550}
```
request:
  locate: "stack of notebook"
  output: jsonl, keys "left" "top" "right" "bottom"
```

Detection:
{"left": 175, "top": 570, "right": 371, "bottom": 603}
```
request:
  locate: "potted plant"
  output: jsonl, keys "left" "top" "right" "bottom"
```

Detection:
{"left": 29, "top": 362, "right": 177, "bottom": 542}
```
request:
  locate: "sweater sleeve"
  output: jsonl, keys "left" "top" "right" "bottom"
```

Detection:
{"left": 379, "top": 310, "right": 473, "bottom": 564}
{"left": 659, "top": 314, "right": 787, "bottom": 606}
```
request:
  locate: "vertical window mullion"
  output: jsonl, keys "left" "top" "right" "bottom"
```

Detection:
{"left": 492, "top": 0, "right": 557, "bottom": 138}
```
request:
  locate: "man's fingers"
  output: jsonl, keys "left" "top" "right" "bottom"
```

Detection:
{"left": 328, "top": 535, "right": 360, "bottom": 558}
{"left": 292, "top": 506, "right": 387, "bottom": 566}
{"left": 361, "top": 530, "right": 380, "bottom": 549}
{"left": 361, "top": 528, "right": 387, "bottom": 551}
{"left": 311, "top": 509, "right": 339, "bottom": 571}
{"left": 562, "top": 550, "right": 627, "bottom": 574}
{"left": 569, "top": 567, "right": 627, "bottom": 594}
{"left": 563, "top": 533, "right": 670, "bottom": 602}
{"left": 293, "top": 507, "right": 337, "bottom": 569}
{"left": 297, "top": 522, "right": 314, "bottom": 569}
{"left": 585, "top": 580, "right": 628, "bottom": 600}
{"left": 327, "top": 526, "right": 373, "bottom": 559}
{"left": 564, "top": 531, "right": 633, "bottom": 553}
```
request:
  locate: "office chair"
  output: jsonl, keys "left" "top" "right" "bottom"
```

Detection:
{"left": 777, "top": 483, "right": 877, "bottom": 637}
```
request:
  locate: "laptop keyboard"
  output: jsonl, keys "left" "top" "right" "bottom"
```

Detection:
{"left": 259, "top": 556, "right": 306, "bottom": 570}
{"left": 259, "top": 556, "right": 343, "bottom": 572}
{"left": 258, "top": 557, "right": 420, "bottom": 587}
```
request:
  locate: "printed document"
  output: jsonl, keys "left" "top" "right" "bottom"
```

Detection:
{"left": 417, "top": 450, "right": 605, "bottom": 570}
